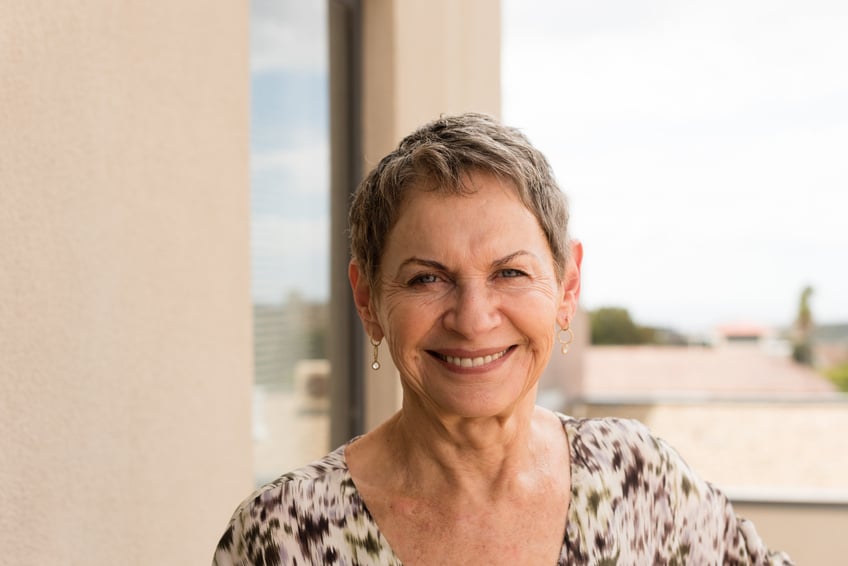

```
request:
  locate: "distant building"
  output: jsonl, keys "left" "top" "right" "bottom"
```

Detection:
{"left": 254, "top": 295, "right": 328, "bottom": 388}
{"left": 565, "top": 341, "right": 846, "bottom": 502}
{"left": 580, "top": 343, "right": 837, "bottom": 400}
{"left": 713, "top": 322, "right": 772, "bottom": 346}
{"left": 710, "top": 322, "right": 792, "bottom": 357}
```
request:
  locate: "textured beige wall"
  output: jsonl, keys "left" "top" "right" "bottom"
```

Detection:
{"left": 0, "top": 2, "right": 252, "bottom": 564}
{"left": 733, "top": 501, "right": 848, "bottom": 564}
{"left": 361, "top": 0, "right": 502, "bottom": 431}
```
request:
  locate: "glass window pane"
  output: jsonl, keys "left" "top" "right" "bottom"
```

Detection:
{"left": 250, "top": 0, "right": 330, "bottom": 485}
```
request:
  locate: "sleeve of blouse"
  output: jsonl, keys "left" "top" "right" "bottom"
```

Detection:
{"left": 655, "top": 433, "right": 794, "bottom": 566}
{"left": 734, "top": 516, "right": 794, "bottom": 566}
{"left": 211, "top": 509, "right": 248, "bottom": 566}
{"left": 211, "top": 485, "right": 289, "bottom": 566}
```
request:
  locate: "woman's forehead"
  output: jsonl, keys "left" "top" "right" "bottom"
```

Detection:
{"left": 385, "top": 181, "right": 550, "bottom": 264}
{"left": 396, "top": 172, "right": 520, "bottom": 215}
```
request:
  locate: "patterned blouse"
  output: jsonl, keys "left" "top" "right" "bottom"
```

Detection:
{"left": 213, "top": 415, "right": 792, "bottom": 565}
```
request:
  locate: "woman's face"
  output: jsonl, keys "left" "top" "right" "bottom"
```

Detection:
{"left": 350, "top": 172, "right": 582, "bottom": 420}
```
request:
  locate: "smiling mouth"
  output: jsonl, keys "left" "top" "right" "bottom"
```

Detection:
{"left": 429, "top": 346, "right": 513, "bottom": 369}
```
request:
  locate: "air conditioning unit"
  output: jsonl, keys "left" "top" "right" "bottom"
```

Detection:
{"left": 293, "top": 359, "right": 331, "bottom": 414}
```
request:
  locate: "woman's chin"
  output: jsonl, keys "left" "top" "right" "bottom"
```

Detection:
{"left": 408, "top": 389, "right": 536, "bottom": 422}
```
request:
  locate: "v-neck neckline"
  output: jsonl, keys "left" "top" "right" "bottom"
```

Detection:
{"left": 339, "top": 412, "right": 579, "bottom": 565}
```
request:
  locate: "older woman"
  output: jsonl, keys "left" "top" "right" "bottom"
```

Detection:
{"left": 214, "top": 113, "right": 791, "bottom": 565}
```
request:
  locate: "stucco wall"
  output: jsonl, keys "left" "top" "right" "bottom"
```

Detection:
{"left": 0, "top": 2, "right": 252, "bottom": 564}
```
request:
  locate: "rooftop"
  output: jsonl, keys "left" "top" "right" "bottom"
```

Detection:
{"left": 583, "top": 344, "right": 838, "bottom": 400}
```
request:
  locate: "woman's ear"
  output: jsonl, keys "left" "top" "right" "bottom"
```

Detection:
{"left": 557, "top": 240, "right": 583, "bottom": 327}
{"left": 349, "top": 260, "right": 384, "bottom": 341}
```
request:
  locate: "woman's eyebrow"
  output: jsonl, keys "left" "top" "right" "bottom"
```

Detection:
{"left": 397, "top": 251, "right": 535, "bottom": 272}
{"left": 491, "top": 250, "right": 534, "bottom": 268}
{"left": 397, "top": 257, "right": 447, "bottom": 272}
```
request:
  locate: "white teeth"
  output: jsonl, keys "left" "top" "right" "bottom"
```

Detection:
{"left": 443, "top": 349, "right": 508, "bottom": 368}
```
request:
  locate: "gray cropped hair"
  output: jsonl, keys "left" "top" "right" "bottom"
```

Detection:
{"left": 349, "top": 112, "right": 570, "bottom": 287}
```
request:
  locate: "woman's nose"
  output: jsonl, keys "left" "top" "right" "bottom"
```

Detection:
{"left": 442, "top": 280, "right": 500, "bottom": 337}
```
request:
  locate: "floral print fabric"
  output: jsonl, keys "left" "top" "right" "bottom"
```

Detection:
{"left": 213, "top": 415, "right": 792, "bottom": 565}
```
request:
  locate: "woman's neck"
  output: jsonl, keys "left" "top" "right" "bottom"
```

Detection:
{"left": 377, "top": 398, "right": 557, "bottom": 500}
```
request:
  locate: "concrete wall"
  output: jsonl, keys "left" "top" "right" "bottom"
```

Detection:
{"left": 0, "top": 3, "right": 252, "bottom": 564}
{"left": 360, "top": 0, "right": 502, "bottom": 430}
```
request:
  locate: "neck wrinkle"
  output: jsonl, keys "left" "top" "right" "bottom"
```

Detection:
{"left": 386, "top": 399, "right": 545, "bottom": 499}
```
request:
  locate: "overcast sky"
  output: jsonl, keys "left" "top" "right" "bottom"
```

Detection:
{"left": 249, "top": 0, "right": 847, "bottom": 332}
{"left": 503, "top": 0, "right": 848, "bottom": 332}
{"left": 250, "top": 0, "right": 329, "bottom": 304}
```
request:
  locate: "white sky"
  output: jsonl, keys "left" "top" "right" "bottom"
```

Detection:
{"left": 503, "top": 0, "right": 848, "bottom": 332}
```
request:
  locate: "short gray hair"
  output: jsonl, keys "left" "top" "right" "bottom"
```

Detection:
{"left": 349, "top": 112, "right": 570, "bottom": 287}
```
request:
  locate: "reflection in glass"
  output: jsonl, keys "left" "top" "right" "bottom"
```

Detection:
{"left": 250, "top": 0, "right": 330, "bottom": 485}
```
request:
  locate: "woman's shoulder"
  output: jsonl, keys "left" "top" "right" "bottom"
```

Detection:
{"left": 555, "top": 413, "right": 793, "bottom": 564}
{"left": 556, "top": 413, "right": 693, "bottom": 502}
{"left": 556, "top": 412, "right": 652, "bottom": 436}
{"left": 556, "top": 413, "right": 662, "bottom": 463}
{"left": 246, "top": 444, "right": 351, "bottom": 504}
{"left": 213, "top": 445, "right": 364, "bottom": 565}
{"left": 225, "top": 446, "right": 353, "bottom": 517}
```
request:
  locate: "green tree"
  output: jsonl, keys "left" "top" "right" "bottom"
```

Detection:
{"left": 825, "top": 363, "right": 848, "bottom": 392}
{"left": 589, "top": 307, "right": 645, "bottom": 345}
{"left": 792, "top": 286, "right": 815, "bottom": 365}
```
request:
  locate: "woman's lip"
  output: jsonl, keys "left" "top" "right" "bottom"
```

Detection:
{"left": 427, "top": 346, "right": 515, "bottom": 369}
{"left": 429, "top": 346, "right": 513, "bottom": 358}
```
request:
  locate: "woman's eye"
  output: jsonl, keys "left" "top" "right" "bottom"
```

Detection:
{"left": 498, "top": 268, "right": 527, "bottom": 279}
{"left": 408, "top": 273, "right": 440, "bottom": 285}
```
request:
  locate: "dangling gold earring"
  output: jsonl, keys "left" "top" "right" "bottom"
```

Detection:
{"left": 557, "top": 323, "right": 574, "bottom": 355}
{"left": 370, "top": 337, "right": 382, "bottom": 370}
